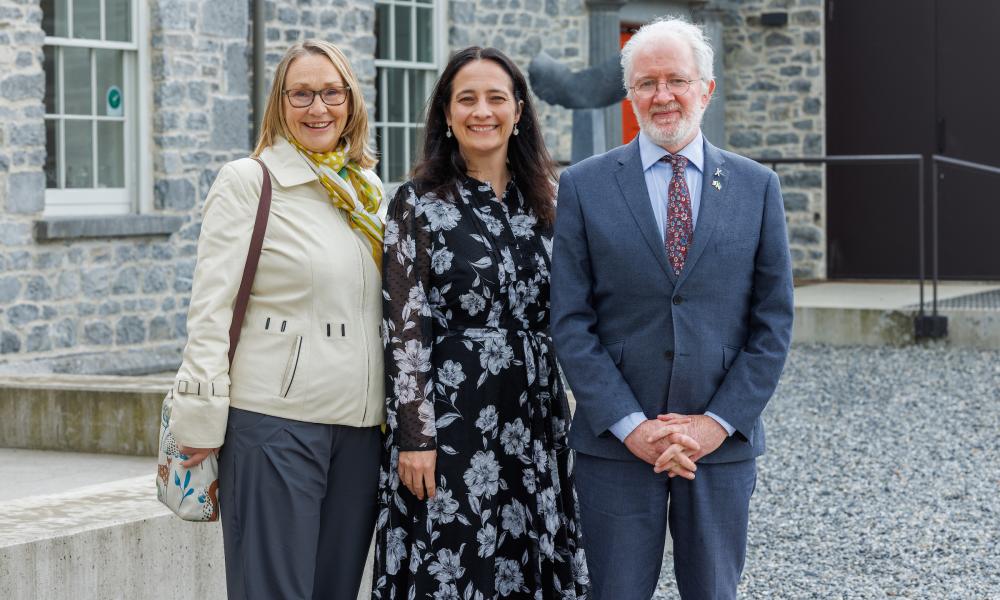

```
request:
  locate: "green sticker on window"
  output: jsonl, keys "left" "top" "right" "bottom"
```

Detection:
{"left": 107, "top": 85, "right": 123, "bottom": 116}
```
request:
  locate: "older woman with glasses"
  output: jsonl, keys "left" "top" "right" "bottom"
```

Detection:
{"left": 168, "top": 40, "right": 385, "bottom": 599}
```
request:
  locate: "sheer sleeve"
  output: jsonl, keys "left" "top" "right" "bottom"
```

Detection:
{"left": 382, "top": 182, "right": 437, "bottom": 450}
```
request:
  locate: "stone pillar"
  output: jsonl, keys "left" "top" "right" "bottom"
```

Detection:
{"left": 691, "top": 3, "right": 727, "bottom": 147}
{"left": 585, "top": 0, "right": 626, "bottom": 151}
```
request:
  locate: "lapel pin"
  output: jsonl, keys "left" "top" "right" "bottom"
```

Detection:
{"left": 712, "top": 180, "right": 722, "bottom": 190}
{"left": 714, "top": 168, "right": 723, "bottom": 177}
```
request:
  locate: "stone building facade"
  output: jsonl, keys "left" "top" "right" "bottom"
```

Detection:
{"left": 0, "top": 0, "right": 825, "bottom": 373}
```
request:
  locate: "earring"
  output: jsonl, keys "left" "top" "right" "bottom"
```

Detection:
{"left": 446, "top": 126, "right": 452, "bottom": 138}
{"left": 513, "top": 125, "right": 519, "bottom": 136}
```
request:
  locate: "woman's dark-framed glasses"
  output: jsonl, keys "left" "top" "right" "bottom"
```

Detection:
{"left": 284, "top": 87, "right": 350, "bottom": 108}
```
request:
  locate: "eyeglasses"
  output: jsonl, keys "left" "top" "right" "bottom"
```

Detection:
{"left": 630, "top": 78, "right": 701, "bottom": 98}
{"left": 283, "top": 87, "right": 350, "bottom": 108}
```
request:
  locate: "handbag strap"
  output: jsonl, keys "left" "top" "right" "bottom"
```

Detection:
{"left": 227, "top": 157, "right": 273, "bottom": 366}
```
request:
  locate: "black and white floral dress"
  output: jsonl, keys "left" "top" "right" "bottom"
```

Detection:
{"left": 372, "top": 175, "right": 589, "bottom": 600}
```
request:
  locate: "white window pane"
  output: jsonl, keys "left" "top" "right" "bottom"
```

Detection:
{"left": 65, "top": 120, "right": 94, "bottom": 188}
{"left": 387, "top": 68, "right": 405, "bottom": 123}
{"left": 45, "top": 120, "right": 60, "bottom": 188}
{"left": 73, "top": 0, "right": 101, "bottom": 40}
{"left": 44, "top": 46, "right": 59, "bottom": 114}
{"left": 376, "top": 3, "right": 390, "bottom": 60}
{"left": 41, "top": 0, "right": 70, "bottom": 37}
{"left": 97, "top": 121, "right": 124, "bottom": 187}
{"left": 63, "top": 47, "right": 92, "bottom": 115}
{"left": 96, "top": 49, "right": 123, "bottom": 116}
{"left": 416, "top": 7, "right": 433, "bottom": 63}
{"left": 408, "top": 70, "right": 432, "bottom": 122}
{"left": 395, "top": 5, "right": 412, "bottom": 61}
{"left": 105, "top": 0, "right": 131, "bottom": 42}
{"left": 388, "top": 127, "right": 406, "bottom": 182}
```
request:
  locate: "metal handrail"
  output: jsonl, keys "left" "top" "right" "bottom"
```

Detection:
{"left": 749, "top": 154, "right": 938, "bottom": 338}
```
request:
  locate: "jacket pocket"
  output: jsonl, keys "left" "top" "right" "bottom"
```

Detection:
{"left": 722, "top": 344, "right": 740, "bottom": 370}
{"left": 279, "top": 335, "right": 304, "bottom": 398}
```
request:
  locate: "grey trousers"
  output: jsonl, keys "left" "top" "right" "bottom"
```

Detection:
{"left": 219, "top": 407, "right": 381, "bottom": 600}
{"left": 574, "top": 452, "right": 757, "bottom": 600}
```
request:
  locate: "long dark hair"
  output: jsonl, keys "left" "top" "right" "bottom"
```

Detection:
{"left": 411, "top": 47, "right": 556, "bottom": 226}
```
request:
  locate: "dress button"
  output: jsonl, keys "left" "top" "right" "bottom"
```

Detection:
{"left": 672, "top": 295, "right": 683, "bottom": 305}
{"left": 665, "top": 350, "right": 674, "bottom": 360}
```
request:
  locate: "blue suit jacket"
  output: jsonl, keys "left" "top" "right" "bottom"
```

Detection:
{"left": 551, "top": 136, "right": 794, "bottom": 464}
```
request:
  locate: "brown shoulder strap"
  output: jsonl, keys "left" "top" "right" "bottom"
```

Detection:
{"left": 228, "top": 158, "right": 272, "bottom": 366}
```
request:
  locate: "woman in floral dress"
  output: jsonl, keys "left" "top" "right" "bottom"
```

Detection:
{"left": 372, "top": 47, "right": 589, "bottom": 600}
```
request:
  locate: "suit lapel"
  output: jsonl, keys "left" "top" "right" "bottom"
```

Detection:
{"left": 614, "top": 139, "right": 675, "bottom": 282}
{"left": 676, "top": 140, "right": 727, "bottom": 288}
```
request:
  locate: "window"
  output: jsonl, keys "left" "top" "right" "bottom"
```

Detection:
{"left": 373, "top": 0, "right": 444, "bottom": 186}
{"left": 42, "top": 0, "right": 146, "bottom": 216}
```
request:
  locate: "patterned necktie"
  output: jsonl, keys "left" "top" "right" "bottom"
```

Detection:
{"left": 662, "top": 154, "right": 693, "bottom": 276}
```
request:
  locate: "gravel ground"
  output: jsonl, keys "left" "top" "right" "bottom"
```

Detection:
{"left": 651, "top": 343, "right": 1000, "bottom": 599}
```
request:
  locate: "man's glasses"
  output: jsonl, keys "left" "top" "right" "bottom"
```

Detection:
{"left": 284, "top": 87, "right": 350, "bottom": 108}
{"left": 630, "top": 78, "right": 701, "bottom": 98}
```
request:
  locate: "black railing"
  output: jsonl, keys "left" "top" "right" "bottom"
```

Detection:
{"left": 750, "top": 153, "right": 946, "bottom": 340}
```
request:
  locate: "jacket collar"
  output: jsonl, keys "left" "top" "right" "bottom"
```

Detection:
{"left": 258, "top": 136, "right": 320, "bottom": 188}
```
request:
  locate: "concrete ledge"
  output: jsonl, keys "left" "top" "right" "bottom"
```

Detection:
{"left": 794, "top": 306, "right": 915, "bottom": 346}
{"left": 0, "top": 375, "right": 171, "bottom": 456}
{"left": 0, "top": 475, "right": 373, "bottom": 600}
{"left": 34, "top": 215, "right": 185, "bottom": 241}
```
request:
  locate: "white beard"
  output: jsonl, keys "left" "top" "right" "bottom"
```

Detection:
{"left": 634, "top": 100, "right": 705, "bottom": 150}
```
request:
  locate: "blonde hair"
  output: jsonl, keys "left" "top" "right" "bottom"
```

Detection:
{"left": 253, "top": 40, "right": 376, "bottom": 169}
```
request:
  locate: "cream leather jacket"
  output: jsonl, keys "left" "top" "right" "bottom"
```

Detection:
{"left": 169, "top": 137, "right": 386, "bottom": 448}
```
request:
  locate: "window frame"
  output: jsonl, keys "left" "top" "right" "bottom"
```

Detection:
{"left": 42, "top": 0, "right": 151, "bottom": 217}
{"left": 373, "top": 0, "right": 447, "bottom": 188}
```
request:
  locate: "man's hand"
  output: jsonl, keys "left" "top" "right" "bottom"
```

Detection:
{"left": 178, "top": 446, "right": 218, "bottom": 468}
{"left": 623, "top": 419, "right": 700, "bottom": 477}
{"left": 649, "top": 414, "right": 728, "bottom": 476}
{"left": 398, "top": 450, "right": 437, "bottom": 500}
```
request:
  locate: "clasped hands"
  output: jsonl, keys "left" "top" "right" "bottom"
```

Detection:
{"left": 622, "top": 414, "right": 728, "bottom": 479}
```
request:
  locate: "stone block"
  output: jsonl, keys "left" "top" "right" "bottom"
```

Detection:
{"left": 0, "top": 277, "right": 21, "bottom": 303}
{"left": 789, "top": 79, "right": 812, "bottom": 93}
{"left": 804, "top": 133, "right": 822, "bottom": 155}
{"left": 76, "top": 303, "right": 96, "bottom": 317}
{"left": 54, "top": 318, "right": 77, "bottom": 348}
{"left": 790, "top": 224, "right": 823, "bottom": 245}
{"left": 792, "top": 10, "right": 822, "bottom": 26}
{"left": 7, "top": 172, "right": 45, "bottom": 214}
{"left": 112, "top": 267, "right": 140, "bottom": 295}
{"left": 82, "top": 268, "right": 112, "bottom": 298}
{"left": 7, "top": 304, "right": 39, "bottom": 327}
{"left": 115, "top": 316, "right": 146, "bottom": 345}
{"left": 56, "top": 271, "right": 80, "bottom": 300}
{"left": 187, "top": 82, "right": 208, "bottom": 106}
{"left": 162, "top": 297, "right": 176, "bottom": 311}
{"left": 0, "top": 223, "right": 33, "bottom": 245}
{"left": 766, "top": 132, "right": 800, "bottom": 145}
{"left": 154, "top": 178, "right": 196, "bottom": 211}
{"left": 1, "top": 331, "right": 20, "bottom": 354}
{"left": 0, "top": 74, "right": 44, "bottom": 101}
{"left": 201, "top": 0, "right": 248, "bottom": 37}
{"left": 765, "top": 32, "right": 794, "bottom": 47}
{"left": 9, "top": 123, "right": 45, "bottom": 146}
{"left": 42, "top": 306, "right": 57, "bottom": 319}
{"left": 143, "top": 266, "right": 168, "bottom": 294}
{"left": 780, "top": 65, "right": 803, "bottom": 77}
{"left": 173, "top": 260, "right": 195, "bottom": 293}
{"left": 211, "top": 98, "right": 250, "bottom": 151}
{"left": 33, "top": 251, "right": 63, "bottom": 269}
{"left": 174, "top": 312, "right": 188, "bottom": 338}
{"left": 149, "top": 316, "right": 174, "bottom": 341}
{"left": 782, "top": 170, "right": 822, "bottom": 188}
{"left": 25, "top": 276, "right": 52, "bottom": 301}
{"left": 99, "top": 301, "right": 121, "bottom": 316}
{"left": 804, "top": 31, "right": 820, "bottom": 45}
{"left": 225, "top": 43, "right": 249, "bottom": 96}
{"left": 84, "top": 321, "right": 113, "bottom": 346}
{"left": 747, "top": 81, "right": 779, "bottom": 91}
{"left": 729, "top": 130, "right": 762, "bottom": 148}
{"left": 783, "top": 192, "right": 809, "bottom": 212}
{"left": 26, "top": 324, "right": 51, "bottom": 352}
{"left": 803, "top": 97, "right": 821, "bottom": 115}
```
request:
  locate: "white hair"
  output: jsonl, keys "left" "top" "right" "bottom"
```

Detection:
{"left": 621, "top": 17, "right": 715, "bottom": 94}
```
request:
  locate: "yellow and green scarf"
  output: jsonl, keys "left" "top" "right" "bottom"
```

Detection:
{"left": 291, "top": 139, "right": 384, "bottom": 269}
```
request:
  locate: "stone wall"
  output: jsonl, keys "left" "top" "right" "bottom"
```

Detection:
{"left": 449, "top": 0, "right": 588, "bottom": 161}
{"left": 711, "top": 0, "right": 826, "bottom": 279}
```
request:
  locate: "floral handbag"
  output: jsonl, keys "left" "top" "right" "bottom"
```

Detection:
{"left": 155, "top": 158, "right": 272, "bottom": 522}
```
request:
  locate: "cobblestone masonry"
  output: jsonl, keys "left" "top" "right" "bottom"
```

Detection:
{"left": 707, "top": 0, "right": 826, "bottom": 279}
{"left": 0, "top": 0, "right": 824, "bottom": 371}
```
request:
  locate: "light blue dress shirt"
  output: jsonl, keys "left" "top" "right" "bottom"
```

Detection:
{"left": 607, "top": 130, "right": 736, "bottom": 442}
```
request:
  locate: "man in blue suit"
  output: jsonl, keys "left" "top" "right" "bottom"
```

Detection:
{"left": 551, "top": 17, "right": 794, "bottom": 600}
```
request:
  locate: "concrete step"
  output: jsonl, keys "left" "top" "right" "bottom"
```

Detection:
{"left": 793, "top": 281, "right": 1000, "bottom": 349}
{"left": 0, "top": 449, "right": 373, "bottom": 600}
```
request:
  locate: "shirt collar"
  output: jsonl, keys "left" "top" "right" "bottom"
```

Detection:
{"left": 639, "top": 129, "right": 704, "bottom": 174}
